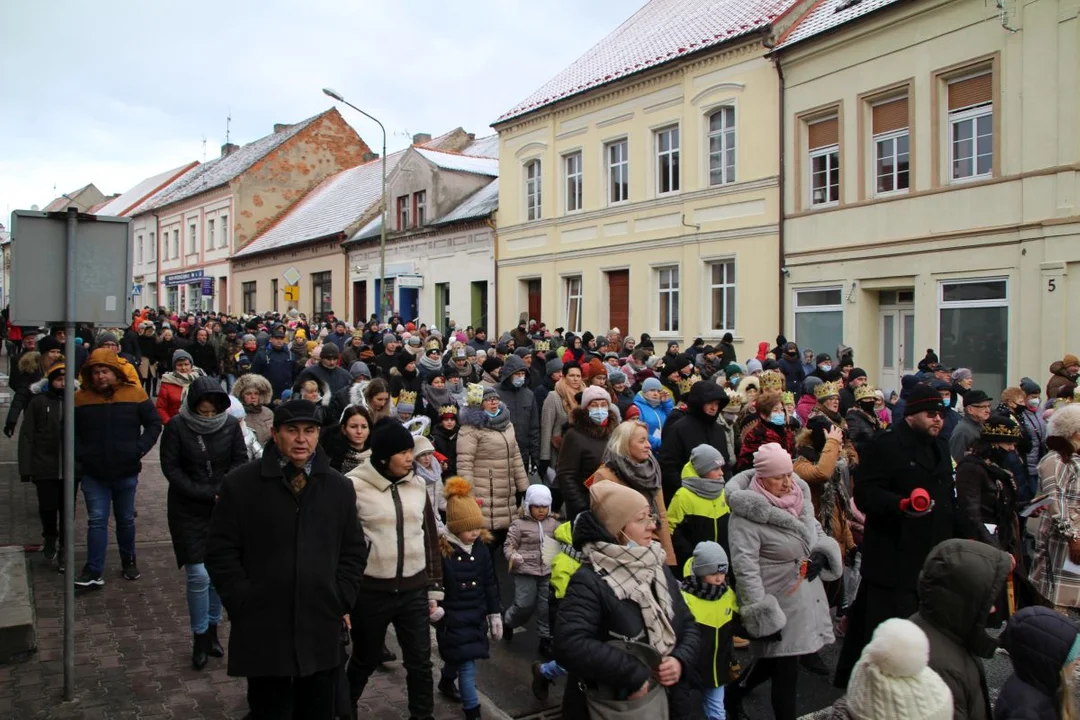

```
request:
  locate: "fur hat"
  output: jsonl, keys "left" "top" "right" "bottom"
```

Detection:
{"left": 524, "top": 484, "right": 552, "bottom": 512}
{"left": 845, "top": 619, "right": 953, "bottom": 720}
{"left": 1050, "top": 404, "right": 1080, "bottom": 438}
{"left": 444, "top": 477, "right": 485, "bottom": 535}
{"left": 589, "top": 480, "right": 648, "bottom": 538}
{"left": 691, "top": 541, "right": 728, "bottom": 578}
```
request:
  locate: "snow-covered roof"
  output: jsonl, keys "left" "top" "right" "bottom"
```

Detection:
{"left": 433, "top": 179, "right": 499, "bottom": 225}
{"left": 92, "top": 162, "right": 198, "bottom": 217}
{"left": 460, "top": 134, "right": 499, "bottom": 159}
{"left": 496, "top": 0, "right": 800, "bottom": 123}
{"left": 775, "top": 0, "right": 904, "bottom": 50}
{"left": 133, "top": 111, "right": 327, "bottom": 214}
{"left": 232, "top": 149, "right": 406, "bottom": 258}
{"left": 414, "top": 148, "right": 498, "bottom": 176}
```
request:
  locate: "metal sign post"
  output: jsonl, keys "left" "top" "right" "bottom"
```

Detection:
{"left": 62, "top": 208, "right": 76, "bottom": 702}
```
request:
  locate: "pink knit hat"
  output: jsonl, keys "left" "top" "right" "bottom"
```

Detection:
{"left": 581, "top": 385, "right": 610, "bottom": 408}
{"left": 753, "top": 442, "right": 793, "bottom": 478}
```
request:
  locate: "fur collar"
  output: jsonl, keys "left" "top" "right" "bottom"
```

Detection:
{"left": 348, "top": 382, "right": 368, "bottom": 408}
{"left": 569, "top": 406, "right": 617, "bottom": 437}
{"left": 725, "top": 469, "right": 816, "bottom": 549}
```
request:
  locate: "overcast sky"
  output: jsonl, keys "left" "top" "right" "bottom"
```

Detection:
{"left": 0, "top": 0, "right": 645, "bottom": 220}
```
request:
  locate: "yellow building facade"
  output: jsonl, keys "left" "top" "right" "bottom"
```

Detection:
{"left": 776, "top": 0, "right": 1080, "bottom": 398}
{"left": 494, "top": 18, "right": 794, "bottom": 356}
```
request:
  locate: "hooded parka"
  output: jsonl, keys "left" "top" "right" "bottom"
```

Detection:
{"left": 456, "top": 405, "right": 530, "bottom": 531}
{"left": 497, "top": 354, "right": 541, "bottom": 469}
{"left": 995, "top": 606, "right": 1079, "bottom": 720}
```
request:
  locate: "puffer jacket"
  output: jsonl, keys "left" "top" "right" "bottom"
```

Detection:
{"left": 436, "top": 532, "right": 500, "bottom": 665}
{"left": 18, "top": 378, "right": 70, "bottom": 479}
{"left": 456, "top": 405, "right": 530, "bottom": 531}
{"left": 1020, "top": 408, "right": 1048, "bottom": 484}
{"left": 995, "top": 606, "right": 1078, "bottom": 720}
{"left": 156, "top": 368, "right": 206, "bottom": 425}
{"left": 633, "top": 392, "right": 673, "bottom": 451}
{"left": 1046, "top": 360, "right": 1076, "bottom": 402}
{"left": 497, "top": 354, "right": 540, "bottom": 468}
{"left": 6, "top": 350, "right": 43, "bottom": 429}
{"left": 911, "top": 539, "right": 1010, "bottom": 720}
{"left": 556, "top": 406, "right": 619, "bottom": 519}
{"left": 555, "top": 511, "right": 700, "bottom": 720}
{"left": 726, "top": 469, "right": 843, "bottom": 659}
{"left": 505, "top": 508, "right": 559, "bottom": 576}
{"left": 161, "top": 377, "right": 247, "bottom": 568}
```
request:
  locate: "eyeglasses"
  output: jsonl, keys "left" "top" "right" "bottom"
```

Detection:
{"left": 629, "top": 513, "right": 660, "bottom": 528}
{"left": 923, "top": 411, "right": 944, "bottom": 419}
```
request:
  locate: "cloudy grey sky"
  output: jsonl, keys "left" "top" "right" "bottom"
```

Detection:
{"left": 0, "top": 0, "right": 645, "bottom": 218}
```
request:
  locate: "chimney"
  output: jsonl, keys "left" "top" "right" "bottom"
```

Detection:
{"left": 221, "top": 143, "right": 239, "bottom": 157}
{"left": 361, "top": 151, "right": 380, "bottom": 163}
{"left": 412, "top": 132, "right": 432, "bottom": 145}
{"left": 274, "top": 123, "right": 293, "bottom": 133}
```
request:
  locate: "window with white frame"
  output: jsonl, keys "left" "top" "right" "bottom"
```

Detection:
{"left": 525, "top": 159, "right": 542, "bottom": 221}
{"left": 708, "top": 108, "right": 736, "bottom": 186}
{"left": 655, "top": 127, "right": 680, "bottom": 194}
{"left": 149, "top": 231, "right": 156, "bottom": 261}
{"left": 606, "top": 139, "right": 629, "bottom": 204}
{"left": 794, "top": 287, "right": 843, "bottom": 357}
{"left": 708, "top": 260, "right": 735, "bottom": 332}
{"left": 397, "top": 195, "right": 410, "bottom": 230}
{"left": 172, "top": 229, "right": 179, "bottom": 259}
{"left": 564, "top": 275, "right": 582, "bottom": 333}
{"left": 657, "top": 266, "right": 680, "bottom": 333}
{"left": 414, "top": 190, "right": 426, "bottom": 226}
{"left": 219, "top": 214, "right": 228, "bottom": 249}
{"left": 136, "top": 234, "right": 143, "bottom": 264}
{"left": 207, "top": 218, "right": 215, "bottom": 248}
{"left": 948, "top": 72, "right": 992, "bottom": 182}
{"left": 939, "top": 278, "right": 1008, "bottom": 398}
{"left": 808, "top": 116, "right": 840, "bottom": 207}
{"left": 564, "top": 152, "right": 582, "bottom": 213}
{"left": 872, "top": 96, "right": 909, "bottom": 195}
{"left": 188, "top": 222, "right": 197, "bottom": 254}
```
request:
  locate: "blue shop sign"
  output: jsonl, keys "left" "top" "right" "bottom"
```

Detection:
{"left": 164, "top": 269, "right": 205, "bottom": 287}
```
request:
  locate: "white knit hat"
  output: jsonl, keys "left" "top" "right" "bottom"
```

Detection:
{"left": 845, "top": 618, "right": 952, "bottom": 720}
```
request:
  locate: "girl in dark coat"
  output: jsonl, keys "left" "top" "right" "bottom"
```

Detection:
{"left": 430, "top": 404, "right": 460, "bottom": 478}
{"left": 18, "top": 363, "right": 70, "bottom": 566}
{"left": 556, "top": 388, "right": 620, "bottom": 520}
{"left": 320, "top": 404, "right": 372, "bottom": 474}
{"left": 995, "top": 606, "right": 1080, "bottom": 720}
{"left": 160, "top": 376, "right": 247, "bottom": 670}
{"left": 434, "top": 478, "right": 502, "bottom": 719}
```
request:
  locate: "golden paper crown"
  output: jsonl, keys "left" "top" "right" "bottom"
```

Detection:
{"left": 724, "top": 388, "right": 744, "bottom": 410}
{"left": 534, "top": 340, "right": 550, "bottom": 352}
{"left": 438, "top": 404, "right": 459, "bottom": 417}
{"left": 396, "top": 390, "right": 418, "bottom": 407}
{"left": 814, "top": 381, "right": 841, "bottom": 400}
{"left": 760, "top": 370, "right": 784, "bottom": 393}
{"left": 854, "top": 385, "right": 877, "bottom": 402}
{"left": 466, "top": 383, "right": 485, "bottom": 407}
{"left": 678, "top": 375, "right": 700, "bottom": 395}
{"left": 781, "top": 391, "right": 795, "bottom": 406}
{"left": 982, "top": 418, "right": 1022, "bottom": 441}
{"left": 426, "top": 339, "right": 442, "bottom": 351}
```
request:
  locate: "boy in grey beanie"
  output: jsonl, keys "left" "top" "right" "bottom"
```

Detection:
{"left": 680, "top": 540, "right": 738, "bottom": 720}
{"left": 667, "top": 444, "right": 729, "bottom": 571}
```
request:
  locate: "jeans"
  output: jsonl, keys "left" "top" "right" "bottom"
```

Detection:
{"left": 35, "top": 477, "right": 76, "bottom": 544}
{"left": 247, "top": 667, "right": 336, "bottom": 719}
{"left": 703, "top": 685, "right": 726, "bottom": 719}
{"left": 505, "top": 574, "right": 551, "bottom": 639}
{"left": 81, "top": 474, "right": 138, "bottom": 574}
{"left": 225, "top": 373, "right": 237, "bottom": 393}
{"left": 185, "top": 563, "right": 222, "bottom": 634}
{"left": 441, "top": 660, "right": 479, "bottom": 711}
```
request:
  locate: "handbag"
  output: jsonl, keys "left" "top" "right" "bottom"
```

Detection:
{"left": 581, "top": 640, "right": 670, "bottom": 720}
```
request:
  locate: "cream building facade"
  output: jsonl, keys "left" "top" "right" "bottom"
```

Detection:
{"left": 493, "top": 0, "right": 807, "bottom": 354}
{"left": 775, "top": 0, "right": 1080, "bottom": 398}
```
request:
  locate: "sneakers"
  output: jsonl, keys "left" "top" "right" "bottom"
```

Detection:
{"left": 531, "top": 662, "right": 551, "bottom": 702}
{"left": 42, "top": 536, "right": 57, "bottom": 560}
{"left": 121, "top": 556, "right": 141, "bottom": 581}
{"left": 74, "top": 569, "right": 104, "bottom": 588}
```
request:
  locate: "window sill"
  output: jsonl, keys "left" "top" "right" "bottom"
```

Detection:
{"left": 809, "top": 201, "right": 839, "bottom": 210}
{"left": 872, "top": 189, "right": 909, "bottom": 199}
{"left": 948, "top": 172, "right": 992, "bottom": 185}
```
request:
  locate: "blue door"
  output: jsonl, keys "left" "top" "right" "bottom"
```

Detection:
{"left": 399, "top": 287, "right": 419, "bottom": 323}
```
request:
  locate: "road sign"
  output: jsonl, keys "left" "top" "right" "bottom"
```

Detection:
{"left": 283, "top": 266, "right": 301, "bottom": 286}
{"left": 284, "top": 285, "right": 299, "bottom": 302}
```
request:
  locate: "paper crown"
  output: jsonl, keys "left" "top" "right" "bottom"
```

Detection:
{"left": 982, "top": 418, "right": 1022, "bottom": 441}
{"left": 534, "top": 340, "right": 550, "bottom": 352}
{"left": 396, "top": 390, "right": 418, "bottom": 409}
{"left": 814, "top": 381, "right": 841, "bottom": 400}
{"left": 678, "top": 375, "right": 701, "bottom": 395}
{"left": 854, "top": 385, "right": 877, "bottom": 402}
{"left": 466, "top": 383, "right": 486, "bottom": 408}
{"left": 781, "top": 391, "right": 795, "bottom": 406}
{"left": 425, "top": 339, "right": 441, "bottom": 351}
{"left": 724, "top": 387, "right": 744, "bottom": 409}
{"left": 760, "top": 370, "right": 784, "bottom": 393}
{"left": 438, "top": 404, "right": 459, "bottom": 418}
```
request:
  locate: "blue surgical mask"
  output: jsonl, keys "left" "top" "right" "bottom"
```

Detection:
{"left": 730, "top": 375, "right": 741, "bottom": 385}
{"left": 511, "top": 375, "right": 525, "bottom": 388}
{"left": 589, "top": 407, "right": 609, "bottom": 424}
{"left": 485, "top": 408, "right": 500, "bottom": 419}
{"left": 769, "top": 412, "right": 786, "bottom": 426}
{"left": 624, "top": 539, "right": 639, "bottom": 548}
{"left": 819, "top": 364, "right": 832, "bottom": 373}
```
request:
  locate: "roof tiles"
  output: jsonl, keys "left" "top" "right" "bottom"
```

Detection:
{"left": 774, "top": 0, "right": 904, "bottom": 50}
{"left": 496, "top": 0, "right": 800, "bottom": 123}
{"left": 92, "top": 162, "right": 198, "bottom": 217}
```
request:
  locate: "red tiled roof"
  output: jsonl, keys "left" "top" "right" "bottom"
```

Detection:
{"left": 496, "top": 0, "right": 801, "bottom": 124}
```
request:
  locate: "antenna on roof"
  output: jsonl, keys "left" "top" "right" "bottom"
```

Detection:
{"left": 202, "top": 135, "right": 207, "bottom": 161}
{"left": 225, "top": 110, "right": 232, "bottom": 145}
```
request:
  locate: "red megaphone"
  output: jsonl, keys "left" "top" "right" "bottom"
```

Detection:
{"left": 909, "top": 488, "right": 931, "bottom": 513}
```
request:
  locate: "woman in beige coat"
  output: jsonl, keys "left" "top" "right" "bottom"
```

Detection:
{"left": 456, "top": 386, "right": 530, "bottom": 533}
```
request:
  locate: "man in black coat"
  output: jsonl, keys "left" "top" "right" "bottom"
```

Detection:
{"left": 206, "top": 399, "right": 368, "bottom": 718}
{"left": 834, "top": 385, "right": 967, "bottom": 689}
{"left": 658, "top": 381, "right": 730, "bottom": 506}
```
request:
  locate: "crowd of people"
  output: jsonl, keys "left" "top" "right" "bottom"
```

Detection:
{"left": 7, "top": 305, "right": 1080, "bottom": 720}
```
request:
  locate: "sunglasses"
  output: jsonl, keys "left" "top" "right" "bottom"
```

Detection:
{"left": 923, "top": 410, "right": 944, "bottom": 419}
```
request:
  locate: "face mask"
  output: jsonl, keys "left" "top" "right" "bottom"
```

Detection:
{"left": 511, "top": 376, "right": 525, "bottom": 388}
{"left": 589, "top": 407, "right": 609, "bottom": 424}
{"left": 941, "top": 396, "right": 952, "bottom": 408}
{"left": 858, "top": 400, "right": 877, "bottom": 414}
{"left": 722, "top": 411, "right": 738, "bottom": 423}
{"left": 730, "top": 375, "right": 741, "bottom": 384}
{"left": 485, "top": 408, "right": 500, "bottom": 419}
{"left": 1027, "top": 398, "right": 1040, "bottom": 410}
{"left": 819, "top": 364, "right": 832, "bottom": 373}
{"left": 769, "top": 412, "right": 786, "bottom": 426}
{"left": 624, "top": 538, "right": 639, "bottom": 548}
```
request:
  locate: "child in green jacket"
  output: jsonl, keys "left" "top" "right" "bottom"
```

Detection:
{"left": 681, "top": 541, "right": 738, "bottom": 720}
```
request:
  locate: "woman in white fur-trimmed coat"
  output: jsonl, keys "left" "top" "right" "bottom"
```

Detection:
{"left": 724, "top": 442, "right": 843, "bottom": 720}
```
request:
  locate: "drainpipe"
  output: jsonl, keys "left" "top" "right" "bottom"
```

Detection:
{"left": 764, "top": 36, "right": 787, "bottom": 335}
{"left": 487, "top": 216, "right": 499, "bottom": 332}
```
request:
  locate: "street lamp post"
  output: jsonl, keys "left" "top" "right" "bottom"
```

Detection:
{"left": 322, "top": 87, "right": 389, "bottom": 321}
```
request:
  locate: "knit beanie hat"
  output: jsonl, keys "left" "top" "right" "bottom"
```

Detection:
{"left": 904, "top": 384, "right": 946, "bottom": 417}
{"left": 608, "top": 369, "right": 627, "bottom": 386}
{"left": 642, "top": 377, "right": 663, "bottom": 393}
{"left": 746, "top": 359, "right": 763, "bottom": 374}
{"left": 753, "top": 442, "right": 793, "bottom": 478}
{"left": 412, "top": 435, "right": 434, "bottom": 457}
{"left": 242, "top": 333, "right": 257, "bottom": 344}
{"left": 691, "top": 541, "right": 728, "bottom": 577}
{"left": 349, "top": 361, "right": 371, "bottom": 379}
{"left": 382, "top": 333, "right": 395, "bottom": 345}
{"left": 524, "top": 483, "right": 552, "bottom": 512}
{"left": 320, "top": 342, "right": 340, "bottom": 359}
{"left": 370, "top": 417, "right": 414, "bottom": 464}
{"left": 1019, "top": 376, "right": 1041, "bottom": 395}
{"left": 690, "top": 444, "right": 725, "bottom": 477}
{"left": 581, "top": 385, "right": 610, "bottom": 408}
{"left": 444, "top": 477, "right": 485, "bottom": 536}
{"left": 546, "top": 357, "right": 564, "bottom": 377}
{"left": 951, "top": 368, "right": 973, "bottom": 382}
{"left": 47, "top": 363, "right": 66, "bottom": 384}
{"left": 589, "top": 480, "right": 648, "bottom": 538}
{"left": 172, "top": 348, "right": 194, "bottom": 366}
{"left": 845, "top": 618, "right": 953, "bottom": 720}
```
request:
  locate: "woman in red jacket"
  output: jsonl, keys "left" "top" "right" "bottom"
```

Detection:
{"left": 156, "top": 349, "right": 205, "bottom": 425}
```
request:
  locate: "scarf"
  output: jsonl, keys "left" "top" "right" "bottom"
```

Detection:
{"left": 160, "top": 367, "right": 205, "bottom": 387}
{"left": 558, "top": 537, "right": 586, "bottom": 564}
{"left": 680, "top": 573, "right": 729, "bottom": 600}
{"left": 681, "top": 475, "right": 725, "bottom": 500}
{"left": 813, "top": 404, "right": 846, "bottom": 428}
{"left": 179, "top": 399, "right": 230, "bottom": 435}
{"left": 484, "top": 405, "right": 513, "bottom": 432}
{"left": 341, "top": 447, "right": 370, "bottom": 475}
{"left": 421, "top": 382, "right": 453, "bottom": 412}
{"left": 750, "top": 474, "right": 804, "bottom": 518}
{"left": 418, "top": 354, "right": 443, "bottom": 376}
{"left": 603, "top": 448, "right": 662, "bottom": 493}
{"left": 414, "top": 457, "right": 443, "bottom": 487}
{"left": 554, "top": 378, "right": 581, "bottom": 416}
{"left": 587, "top": 540, "right": 677, "bottom": 656}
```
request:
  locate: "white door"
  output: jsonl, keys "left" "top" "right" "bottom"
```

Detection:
{"left": 879, "top": 309, "right": 915, "bottom": 396}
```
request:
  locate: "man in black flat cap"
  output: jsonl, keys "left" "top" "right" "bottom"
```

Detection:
{"left": 206, "top": 399, "right": 367, "bottom": 718}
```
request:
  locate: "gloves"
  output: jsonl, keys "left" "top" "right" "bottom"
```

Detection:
{"left": 510, "top": 553, "right": 524, "bottom": 568}
{"left": 487, "top": 613, "right": 503, "bottom": 641}
{"left": 804, "top": 551, "right": 829, "bottom": 582}
{"left": 3, "top": 423, "right": 14, "bottom": 438}
{"left": 515, "top": 491, "right": 525, "bottom": 506}
{"left": 536, "top": 461, "right": 550, "bottom": 480}
{"left": 759, "top": 629, "right": 782, "bottom": 643}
